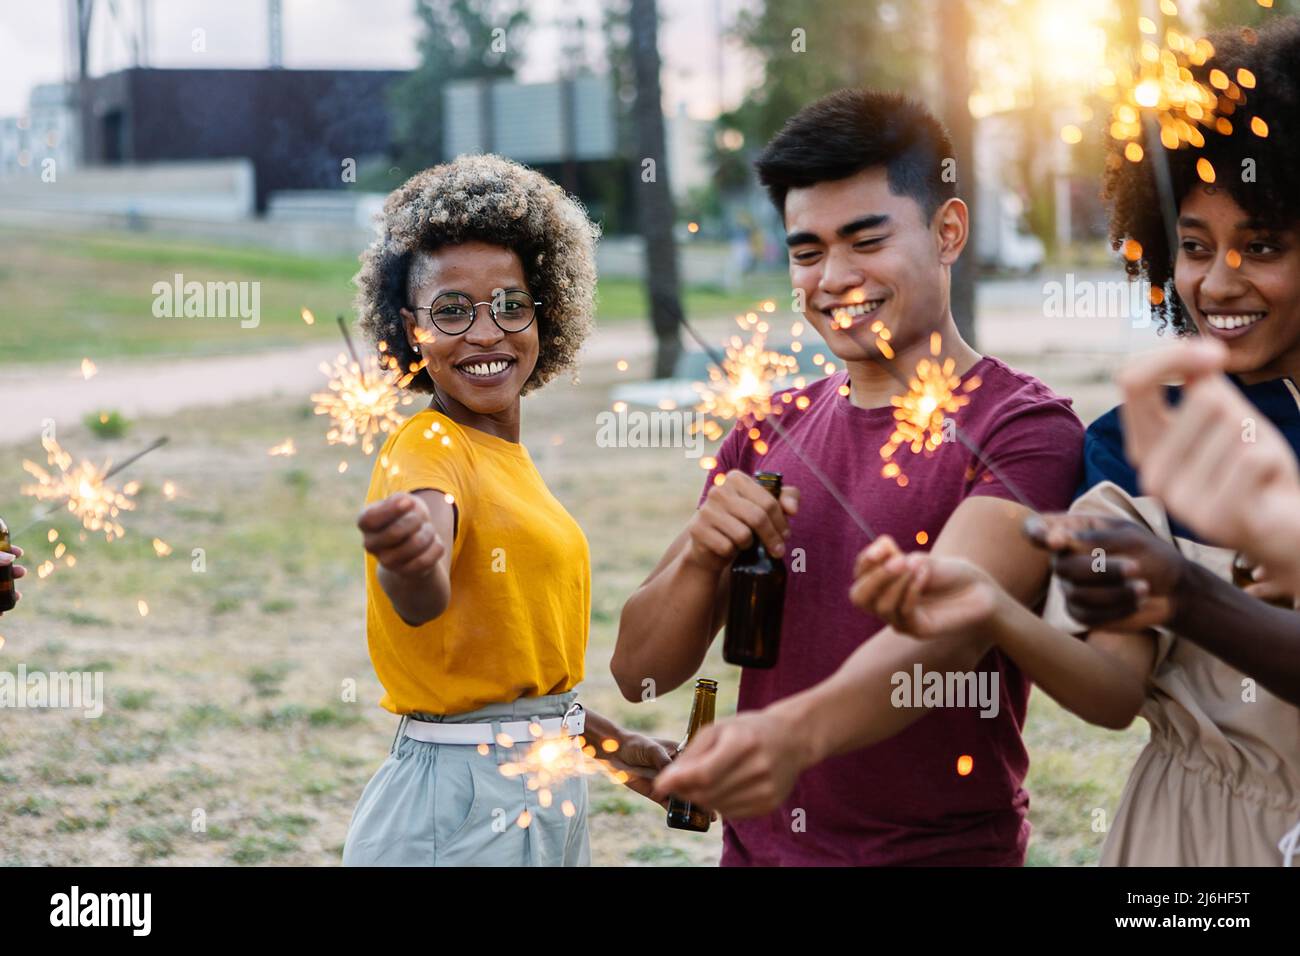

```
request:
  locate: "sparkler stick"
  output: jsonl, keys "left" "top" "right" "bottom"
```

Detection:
{"left": 1143, "top": 114, "right": 1181, "bottom": 262}
{"left": 336, "top": 313, "right": 366, "bottom": 383}
{"left": 98, "top": 436, "right": 170, "bottom": 484}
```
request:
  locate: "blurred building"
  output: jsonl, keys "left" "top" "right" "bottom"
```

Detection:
{"left": 65, "top": 67, "right": 708, "bottom": 225}
{"left": 444, "top": 75, "right": 617, "bottom": 167}
{"left": 665, "top": 104, "right": 712, "bottom": 202}
{"left": 76, "top": 67, "right": 403, "bottom": 210}
{"left": 0, "top": 83, "right": 79, "bottom": 180}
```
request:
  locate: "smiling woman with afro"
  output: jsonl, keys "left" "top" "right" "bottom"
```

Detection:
{"left": 341, "top": 155, "right": 677, "bottom": 869}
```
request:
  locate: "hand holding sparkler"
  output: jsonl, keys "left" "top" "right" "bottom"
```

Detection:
{"left": 358, "top": 491, "right": 451, "bottom": 627}
{"left": 492, "top": 715, "right": 680, "bottom": 826}
{"left": 651, "top": 706, "right": 807, "bottom": 820}
{"left": 577, "top": 709, "right": 680, "bottom": 811}
{"left": 1022, "top": 513, "right": 1177, "bottom": 633}
{"left": 848, "top": 535, "right": 1002, "bottom": 639}
{"left": 1133, "top": 360, "right": 1300, "bottom": 593}
{"left": 1118, "top": 341, "right": 1300, "bottom": 584}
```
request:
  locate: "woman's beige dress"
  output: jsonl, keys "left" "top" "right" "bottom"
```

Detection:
{"left": 1044, "top": 481, "right": 1300, "bottom": 866}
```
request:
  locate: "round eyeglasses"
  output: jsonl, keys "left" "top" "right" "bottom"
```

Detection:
{"left": 413, "top": 290, "right": 541, "bottom": 336}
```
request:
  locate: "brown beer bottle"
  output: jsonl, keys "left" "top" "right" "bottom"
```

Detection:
{"left": 0, "top": 517, "right": 16, "bottom": 613}
{"left": 723, "top": 471, "right": 787, "bottom": 668}
{"left": 666, "top": 678, "right": 718, "bottom": 832}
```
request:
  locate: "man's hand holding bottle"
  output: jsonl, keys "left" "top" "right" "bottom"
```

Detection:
{"left": 685, "top": 470, "right": 799, "bottom": 572}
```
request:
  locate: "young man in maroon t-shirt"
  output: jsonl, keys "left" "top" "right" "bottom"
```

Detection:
{"left": 613, "top": 90, "right": 1083, "bottom": 865}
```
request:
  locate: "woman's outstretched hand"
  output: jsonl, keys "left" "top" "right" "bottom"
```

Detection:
{"left": 357, "top": 492, "right": 446, "bottom": 578}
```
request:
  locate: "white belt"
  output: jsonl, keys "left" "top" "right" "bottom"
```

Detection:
{"left": 402, "top": 705, "right": 585, "bottom": 746}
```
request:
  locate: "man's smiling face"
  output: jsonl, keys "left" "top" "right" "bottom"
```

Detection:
{"left": 784, "top": 166, "right": 958, "bottom": 364}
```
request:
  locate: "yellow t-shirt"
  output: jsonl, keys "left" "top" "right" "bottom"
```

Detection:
{"left": 363, "top": 408, "right": 590, "bottom": 715}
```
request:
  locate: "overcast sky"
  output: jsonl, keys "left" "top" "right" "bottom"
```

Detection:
{"left": 0, "top": 0, "right": 757, "bottom": 119}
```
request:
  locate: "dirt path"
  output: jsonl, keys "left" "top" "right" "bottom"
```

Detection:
{"left": 0, "top": 325, "right": 661, "bottom": 447}
{"left": 1, "top": 272, "right": 1167, "bottom": 449}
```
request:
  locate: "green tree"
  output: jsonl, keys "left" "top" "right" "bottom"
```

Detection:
{"left": 388, "top": 0, "right": 530, "bottom": 174}
{"left": 717, "top": 1, "right": 923, "bottom": 153}
{"left": 1201, "top": 0, "right": 1300, "bottom": 29}
{"left": 718, "top": 1, "right": 976, "bottom": 338}
{"left": 629, "top": 0, "right": 685, "bottom": 378}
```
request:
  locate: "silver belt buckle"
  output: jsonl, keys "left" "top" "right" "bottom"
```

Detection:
{"left": 561, "top": 701, "right": 585, "bottom": 738}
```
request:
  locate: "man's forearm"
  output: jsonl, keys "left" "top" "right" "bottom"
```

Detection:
{"left": 613, "top": 549, "right": 723, "bottom": 700}
{"left": 1173, "top": 560, "right": 1300, "bottom": 706}
{"left": 774, "top": 626, "right": 995, "bottom": 767}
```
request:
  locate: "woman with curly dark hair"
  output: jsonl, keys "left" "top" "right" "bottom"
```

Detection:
{"left": 341, "top": 155, "right": 675, "bottom": 867}
{"left": 842, "top": 17, "right": 1300, "bottom": 865}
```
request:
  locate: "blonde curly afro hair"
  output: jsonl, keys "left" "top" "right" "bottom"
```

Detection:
{"left": 355, "top": 154, "right": 600, "bottom": 394}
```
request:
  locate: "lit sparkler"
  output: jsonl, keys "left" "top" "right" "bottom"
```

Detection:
{"left": 1098, "top": 26, "right": 1228, "bottom": 157}
{"left": 1064, "top": 2, "right": 1273, "bottom": 253}
{"left": 692, "top": 315, "right": 800, "bottom": 443}
{"left": 878, "top": 333, "right": 982, "bottom": 487}
{"left": 312, "top": 353, "right": 416, "bottom": 455}
{"left": 679, "top": 315, "right": 880, "bottom": 539}
{"left": 19, "top": 436, "right": 164, "bottom": 542}
{"left": 16, "top": 436, "right": 168, "bottom": 585}
{"left": 311, "top": 315, "right": 419, "bottom": 456}
{"left": 494, "top": 725, "right": 629, "bottom": 827}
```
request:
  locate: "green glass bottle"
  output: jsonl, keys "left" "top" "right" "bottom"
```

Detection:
{"left": 666, "top": 678, "right": 718, "bottom": 832}
{"left": 0, "top": 517, "right": 16, "bottom": 613}
{"left": 723, "top": 471, "right": 787, "bottom": 668}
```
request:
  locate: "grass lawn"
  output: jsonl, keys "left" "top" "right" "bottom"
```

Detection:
{"left": 0, "top": 343, "right": 1145, "bottom": 866}
{"left": 0, "top": 225, "right": 789, "bottom": 365}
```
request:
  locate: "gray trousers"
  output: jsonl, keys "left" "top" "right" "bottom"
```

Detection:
{"left": 342, "top": 691, "right": 590, "bottom": 866}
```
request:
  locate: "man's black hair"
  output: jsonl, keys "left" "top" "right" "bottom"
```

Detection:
{"left": 753, "top": 89, "right": 958, "bottom": 221}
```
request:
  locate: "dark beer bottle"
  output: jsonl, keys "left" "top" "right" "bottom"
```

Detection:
{"left": 666, "top": 678, "right": 718, "bottom": 832}
{"left": 0, "top": 517, "right": 16, "bottom": 613}
{"left": 723, "top": 471, "right": 787, "bottom": 668}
